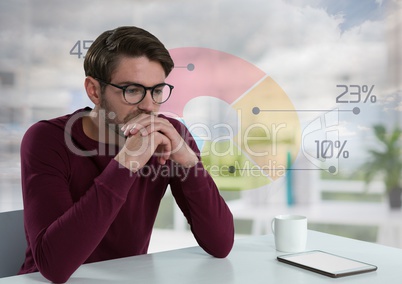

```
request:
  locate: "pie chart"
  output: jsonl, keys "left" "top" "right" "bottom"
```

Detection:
{"left": 161, "top": 47, "right": 301, "bottom": 191}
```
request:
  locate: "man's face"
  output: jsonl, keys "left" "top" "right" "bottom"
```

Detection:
{"left": 99, "top": 56, "right": 167, "bottom": 135}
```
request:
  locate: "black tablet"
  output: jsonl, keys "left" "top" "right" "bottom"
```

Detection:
{"left": 277, "top": 250, "right": 377, "bottom": 278}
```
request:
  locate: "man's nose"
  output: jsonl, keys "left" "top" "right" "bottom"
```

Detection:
{"left": 137, "top": 90, "right": 155, "bottom": 112}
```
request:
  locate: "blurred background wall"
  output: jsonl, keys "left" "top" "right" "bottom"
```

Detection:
{"left": 0, "top": 0, "right": 401, "bottom": 250}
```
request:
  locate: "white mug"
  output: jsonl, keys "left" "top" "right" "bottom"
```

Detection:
{"left": 271, "top": 215, "right": 307, "bottom": 253}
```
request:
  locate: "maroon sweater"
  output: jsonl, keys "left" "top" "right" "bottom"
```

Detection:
{"left": 19, "top": 108, "right": 234, "bottom": 283}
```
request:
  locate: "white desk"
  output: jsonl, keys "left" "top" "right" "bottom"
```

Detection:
{"left": 1, "top": 230, "right": 401, "bottom": 283}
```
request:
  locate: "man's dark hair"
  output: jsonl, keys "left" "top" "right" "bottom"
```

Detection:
{"left": 84, "top": 26, "right": 174, "bottom": 83}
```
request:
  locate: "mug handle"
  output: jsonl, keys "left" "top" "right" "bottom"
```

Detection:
{"left": 271, "top": 219, "right": 275, "bottom": 234}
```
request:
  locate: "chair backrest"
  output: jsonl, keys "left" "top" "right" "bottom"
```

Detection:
{"left": 0, "top": 210, "right": 26, "bottom": 278}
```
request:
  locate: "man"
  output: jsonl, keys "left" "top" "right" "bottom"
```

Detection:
{"left": 19, "top": 26, "right": 234, "bottom": 283}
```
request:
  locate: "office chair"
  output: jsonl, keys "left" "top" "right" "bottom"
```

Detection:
{"left": 0, "top": 210, "right": 26, "bottom": 278}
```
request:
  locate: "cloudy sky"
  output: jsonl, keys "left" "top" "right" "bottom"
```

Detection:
{"left": 0, "top": 0, "right": 401, "bottom": 174}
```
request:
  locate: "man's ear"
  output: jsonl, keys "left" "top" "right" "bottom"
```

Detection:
{"left": 84, "top": 76, "right": 101, "bottom": 105}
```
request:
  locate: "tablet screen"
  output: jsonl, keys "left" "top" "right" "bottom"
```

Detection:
{"left": 277, "top": 250, "right": 377, "bottom": 278}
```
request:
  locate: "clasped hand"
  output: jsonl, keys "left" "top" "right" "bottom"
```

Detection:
{"left": 115, "top": 114, "right": 198, "bottom": 172}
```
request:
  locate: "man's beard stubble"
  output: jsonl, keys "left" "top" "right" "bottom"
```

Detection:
{"left": 99, "top": 95, "right": 154, "bottom": 139}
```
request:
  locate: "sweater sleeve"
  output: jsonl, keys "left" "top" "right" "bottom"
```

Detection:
{"left": 20, "top": 122, "right": 134, "bottom": 283}
{"left": 168, "top": 119, "right": 235, "bottom": 258}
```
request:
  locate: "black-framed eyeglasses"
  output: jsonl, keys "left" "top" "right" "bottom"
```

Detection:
{"left": 96, "top": 78, "right": 174, "bottom": 105}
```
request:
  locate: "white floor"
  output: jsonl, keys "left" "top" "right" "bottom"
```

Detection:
{"left": 148, "top": 229, "right": 199, "bottom": 253}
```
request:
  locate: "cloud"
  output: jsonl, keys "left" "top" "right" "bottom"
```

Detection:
{"left": 0, "top": 0, "right": 399, "bottom": 126}
{"left": 338, "top": 121, "right": 358, "bottom": 137}
{"left": 357, "top": 125, "right": 372, "bottom": 132}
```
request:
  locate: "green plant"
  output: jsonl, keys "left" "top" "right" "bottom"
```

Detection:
{"left": 361, "top": 124, "right": 402, "bottom": 193}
